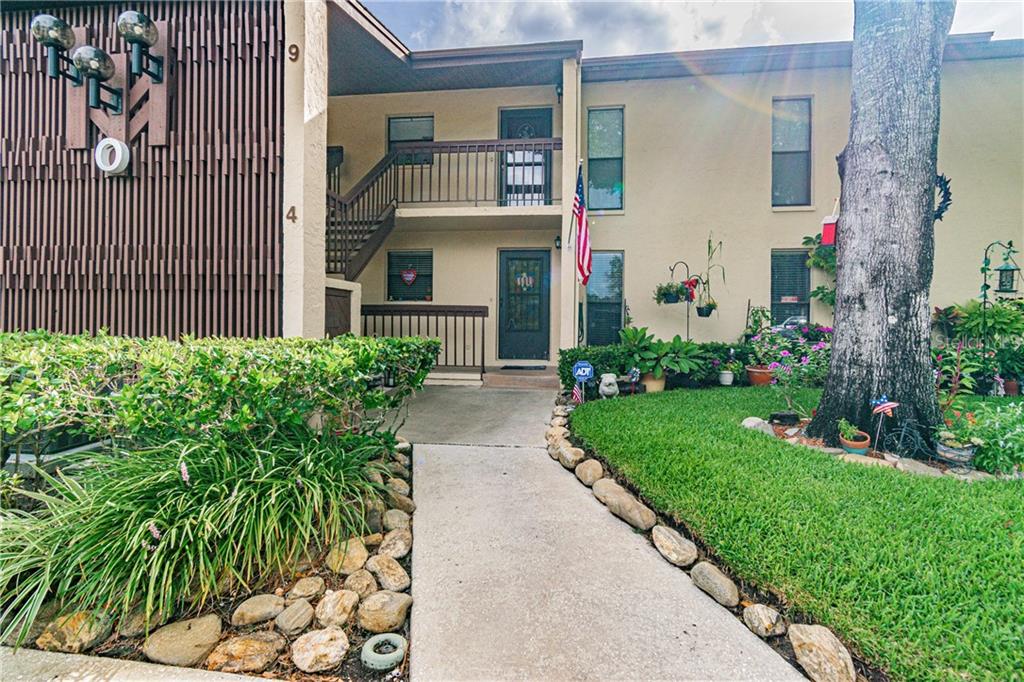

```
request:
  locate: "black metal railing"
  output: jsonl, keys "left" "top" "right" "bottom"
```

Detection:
{"left": 361, "top": 304, "right": 488, "bottom": 375}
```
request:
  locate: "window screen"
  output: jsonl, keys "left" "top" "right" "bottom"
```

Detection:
{"left": 587, "top": 108, "right": 624, "bottom": 210}
{"left": 387, "top": 251, "right": 433, "bottom": 302}
{"left": 388, "top": 116, "right": 434, "bottom": 165}
{"left": 771, "top": 98, "right": 811, "bottom": 207}
{"left": 587, "top": 251, "right": 624, "bottom": 346}
{"left": 770, "top": 250, "right": 810, "bottom": 325}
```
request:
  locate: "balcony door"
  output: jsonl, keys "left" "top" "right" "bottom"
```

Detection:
{"left": 499, "top": 108, "right": 552, "bottom": 206}
{"left": 499, "top": 250, "right": 551, "bottom": 360}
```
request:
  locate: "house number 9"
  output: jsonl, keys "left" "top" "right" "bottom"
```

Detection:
{"left": 288, "top": 44, "right": 300, "bottom": 62}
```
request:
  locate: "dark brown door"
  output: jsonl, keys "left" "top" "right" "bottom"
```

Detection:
{"left": 325, "top": 288, "right": 352, "bottom": 336}
{"left": 499, "top": 108, "right": 553, "bottom": 206}
{"left": 499, "top": 250, "right": 551, "bottom": 360}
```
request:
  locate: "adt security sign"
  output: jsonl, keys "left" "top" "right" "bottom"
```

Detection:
{"left": 572, "top": 361, "right": 594, "bottom": 382}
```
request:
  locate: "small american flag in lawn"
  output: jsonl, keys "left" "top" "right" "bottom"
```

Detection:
{"left": 573, "top": 163, "right": 592, "bottom": 286}
{"left": 572, "top": 383, "right": 584, "bottom": 404}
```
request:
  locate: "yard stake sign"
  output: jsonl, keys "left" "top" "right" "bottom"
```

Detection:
{"left": 572, "top": 360, "right": 594, "bottom": 404}
{"left": 871, "top": 395, "right": 900, "bottom": 451}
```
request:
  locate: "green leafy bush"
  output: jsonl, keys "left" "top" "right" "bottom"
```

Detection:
{"left": 951, "top": 299, "right": 1024, "bottom": 343}
{"left": 558, "top": 345, "right": 632, "bottom": 391}
{"left": 969, "top": 401, "right": 1024, "bottom": 474}
{"left": 1, "top": 432, "right": 386, "bottom": 644}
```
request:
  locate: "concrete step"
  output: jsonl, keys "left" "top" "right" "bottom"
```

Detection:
{"left": 483, "top": 368, "right": 561, "bottom": 390}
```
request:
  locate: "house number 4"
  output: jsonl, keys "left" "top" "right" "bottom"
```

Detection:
{"left": 286, "top": 206, "right": 297, "bottom": 223}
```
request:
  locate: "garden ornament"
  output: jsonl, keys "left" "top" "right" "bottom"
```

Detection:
{"left": 361, "top": 633, "right": 408, "bottom": 670}
{"left": 598, "top": 373, "right": 620, "bottom": 399}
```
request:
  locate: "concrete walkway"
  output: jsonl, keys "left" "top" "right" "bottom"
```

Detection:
{"left": 406, "top": 387, "right": 801, "bottom": 681}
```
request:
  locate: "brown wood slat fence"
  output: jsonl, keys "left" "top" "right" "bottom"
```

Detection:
{"left": 0, "top": 1, "right": 284, "bottom": 338}
{"left": 361, "top": 304, "right": 488, "bottom": 374}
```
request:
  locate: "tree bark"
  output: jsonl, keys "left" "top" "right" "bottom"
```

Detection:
{"left": 807, "top": 0, "right": 956, "bottom": 445}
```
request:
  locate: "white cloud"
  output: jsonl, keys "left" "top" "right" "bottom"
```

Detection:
{"left": 369, "top": 0, "right": 1023, "bottom": 58}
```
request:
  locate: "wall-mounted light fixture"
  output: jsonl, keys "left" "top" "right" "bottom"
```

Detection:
{"left": 30, "top": 14, "right": 81, "bottom": 85}
{"left": 555, "top": 83, "right": 563, "bottom": 104}
{"left": 554, "top": 235, "right": 562, "bottom": 250}
{"left": 117, "top": 10, "right": 163, "bottom": 82}
{"left": 72, "top": 45, "right": 123, "bottom": 114}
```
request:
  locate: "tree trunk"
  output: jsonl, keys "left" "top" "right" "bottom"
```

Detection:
{"left": 807, "top": 0, "right": 956, "bottom": 446}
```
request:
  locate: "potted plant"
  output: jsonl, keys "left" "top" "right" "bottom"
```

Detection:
{"left": 837, "top": 417, "right": 871, "bottom": 455}
{"left": 746, "top": 332, "right": 779, "bottom": 386}
{"left": 694, "top": 235, "right": 726, "bottom": 318}
{"left": 653, "top": 282, "right": 684, "bottom": 305}
{"left": 695, "top": 295, "right": 717, "bottom": 318}
{"left": 935, "top": 412, "right": 983, "bottom": 465}
{"left": 719, "top": 360, "right": 742, "bottom": 386}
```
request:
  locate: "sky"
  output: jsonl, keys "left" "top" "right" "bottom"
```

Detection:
{"left": 364, "top": 0, "right": 1024, "bottom": 58}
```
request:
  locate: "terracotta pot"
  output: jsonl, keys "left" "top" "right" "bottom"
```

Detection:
{"left": 641, "top": 372, "right": 665, "bottom": 393}
{"left": 1005, "top": 379, "right": 1020, "bottom": 396}
{"left": 839, "top": 431, "right": 871, "bottom": 455}
{"left": 746, "top": 365, "right": 773, "bottom": 386}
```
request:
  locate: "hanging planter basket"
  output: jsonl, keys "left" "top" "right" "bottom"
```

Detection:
{"left": 696, "top": 304, "right": 715, "bottom": 318}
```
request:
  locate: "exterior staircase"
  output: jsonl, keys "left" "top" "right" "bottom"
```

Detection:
{"left": 325, "top": 151, "right": 400, "bottom": 279}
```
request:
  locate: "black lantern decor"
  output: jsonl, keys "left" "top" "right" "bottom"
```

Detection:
{"left": 72, "top": 45, "right": 123, "bottom": 114}
{"left": 996, "top": 260, "right": 1020, "bottom": 294}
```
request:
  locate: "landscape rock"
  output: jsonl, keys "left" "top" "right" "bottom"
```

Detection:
{"left": 386, "top": 477, "right": 411, "bottom": 496}
{"left": 206, "top": 631, "right": 286, "bottom": 673}
{"left": 231, "top": 594, "right": 285, "bottom": 626}
{"left": 35, "top": 611, "right": 112, "bottom": 653}
{"left": 118, "top": 604, "right": 169, "bottom": 638}
{"left": 545, "top": 426, "right": 569, "bottom": 442}
{"left": 363, "top": 532, "right": 384, "bottom": 547}
{"left": 552, "top": 405, "right": 571, "bottom": 418}
{"left": 547, "top": 438, "right": 569, "bottom": 460}
{"left": 550, "top": 416, "right": 568, "bottom": 427}
{"left": 651, "top": 525, "right": 698, "bottom": 567}
{"left": 286, "top": 576, "right": 325, "bottom": 603}
{"left": 315, "top": 589, "right": 360, "bottom": 627}
{"left": 4, "top": 601, "right": 60, "bottom": 646}
{"left": 574, "top": 459, "right": 603, "bottom": 486}
{"left": 557, "top": 444, "right": 586, "bottom": 470}
{"left": 275, "top": 599, "right": 314, "bottom": 636}
{"left": 365, "top": 506, "right": 383, "bottom": 534}
{"left": 343, "top": 569, "right": 379, "bottom": 599}
{"left": 387, "top": 462, "right": 411, "bottom": 479}
{"left": 378, "top": 528, "right": 413, "bottom": 559}
{"left": 357, "top": 591, "right": 413, "bottom": 633}
{"left": 395, "top": 440, "right": 412, "bottom": 454}
{"left": 387, "top": 490, "right": 417, "bottom": 514}
{"left": 384, "top": 508, "right": 411, "bottom": 531}
{"left": 142, "top": 614, "right": 222, "bottom": 667}
{"left": 368, "top": 470, "right": 385, "bottom": 485}
{"left": 392, "top": 450, "right": 411, "bottom": 467}
{"left": 839, "top": 453, "right": 894, "bottom": 468}
{"left": 742, "top": 604, "right": 787, "bottom": 637}
{"left": 788, "top": 624, "right": 856, "bottom": 682}
{"left": 366, "top": 554, "right": 411, "bottom": 592}
{"left": 591, "top": 478, "right": 656, "bottom": 530}
{"left": 325, "top": 537, "right": 369, "bottom": 575}
{"left": 896, "top": 458, "right": 944, "bottom": 477}
{"left": 741, "top": 416, "right": 775, "bottom": 436}
{"left": 690, "top": 561, "right": 739, "bottom": 607}
{"left": 291, "top": 627, "right": 350, "bottom": 673}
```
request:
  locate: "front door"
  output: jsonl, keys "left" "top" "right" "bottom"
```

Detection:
{"left": 499, "top": 108, "right": 553, "bottom": 206}
{"left": 499, "top": 250, "right": 551, "bottom": 360}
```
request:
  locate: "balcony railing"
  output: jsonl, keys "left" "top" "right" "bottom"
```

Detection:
{"left": 389, "top": 138, "right": 562, "bottom": 207}
{"left": 361, "top": 304, "right": 488, "bottom": 374}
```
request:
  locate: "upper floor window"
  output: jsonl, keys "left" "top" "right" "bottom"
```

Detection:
{"left": 587, "top": 108, "right": 623, "bottom": 210}
{"left": 771, "top": 98, "right": 811, "bottom": 207}
{"left": 387, "top": 251, "right": 433, "bottom": 301}
{"left": 388, "top": 115, "right": 434, "bottom": 165}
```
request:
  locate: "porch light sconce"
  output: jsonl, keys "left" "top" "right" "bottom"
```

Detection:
{"left": 117, "top": 11, "right": 163, "bottom": 82}
{"left": 554, "top": 235, "right": 562, "bottom": 250}
{"left": 555, "top": 84, "right": 563, "bottom": 104}
{"left": 30, "top": 14, "right": 81, "bottom": 85}
{"left": 72, "top": 45, "right": 123, "bottom": 114}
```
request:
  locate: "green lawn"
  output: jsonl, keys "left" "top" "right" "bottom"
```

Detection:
{"left": 570, "top": 387, "right": 1024, "bottom": 682}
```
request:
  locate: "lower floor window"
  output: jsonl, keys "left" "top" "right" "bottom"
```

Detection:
{"left": 770, "top": 249, "right": 810, "bottom": 325}
{"left": 387, "top": 251, "right": 433, "bottom": 301}
{"left": 586, "top": 251, "right": 624, "bottom": 345}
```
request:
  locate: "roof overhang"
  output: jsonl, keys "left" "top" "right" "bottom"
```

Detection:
{"left": 328, "top": 1, "right": 580, "bottom": 96}
{"left": 582, "top": 33, "right": 1024, "bottom": 83}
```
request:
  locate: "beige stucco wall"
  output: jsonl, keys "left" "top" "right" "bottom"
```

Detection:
{"left": 580, "top": 55, "right": 1023, "bottom": 344}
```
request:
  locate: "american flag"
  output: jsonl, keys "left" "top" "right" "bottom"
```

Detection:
{"left": 573, "top": 163, "right": 592, "bottom": 286}
{"left": 572, "top": 383, "right": 584, "bottom": 404}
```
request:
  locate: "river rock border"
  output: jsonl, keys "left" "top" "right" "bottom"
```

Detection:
{"left": 548, "top": 403, "right": 873, "bottom": 682}
{"left": 20, "top": 437, "right": 417, "bottom": 680}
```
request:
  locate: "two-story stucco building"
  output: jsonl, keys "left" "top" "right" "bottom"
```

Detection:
{"left": 3, "top": 0, "right": 1022, "bottom": 381}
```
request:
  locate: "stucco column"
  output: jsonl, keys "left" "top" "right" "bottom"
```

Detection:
{"left": 558, "top": 55, "right": 582, "bottom": 351}
{"left": 282, "top": 0, "right": 327, "bottom": 337}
